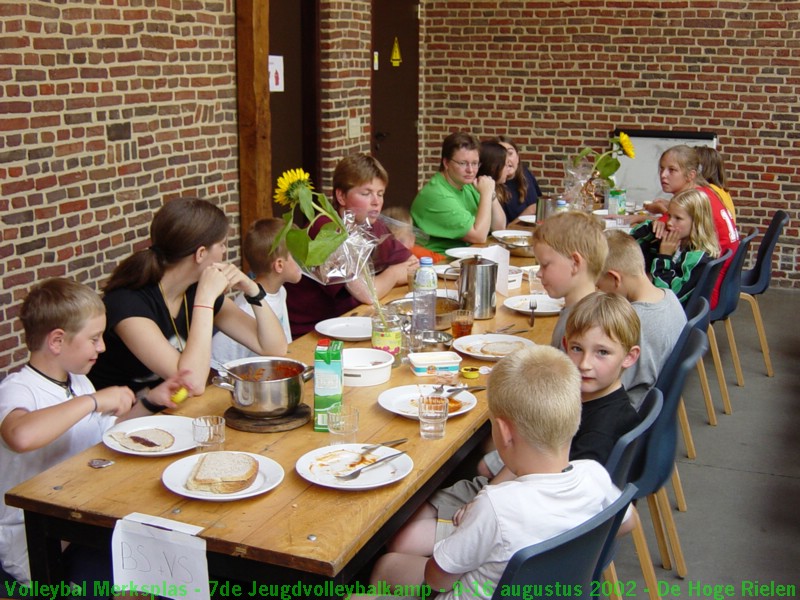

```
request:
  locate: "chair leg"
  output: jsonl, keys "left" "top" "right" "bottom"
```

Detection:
{"left": 740, "top": 292, "right": 774, "bottom": 377}
{"left": 671, "top": 463, "right": 687, "bottom": 512}
{"left": 696, "top": 358, "right": 718, "bottom": 426}
{"left": 677, "top": 397, "right": 696, "bottom": 459}
{"left": 630, "top": 512, "right": 663, "bottom": 600}
{"left": 724, "top": 318, "right": 744, "bottom": 387}
{"left": 656, "top": 487, "right": 688, "bottom": 578}
{"left": 707, "top": 324, "right": 733, "bottom": 415}
{"left": 603, "top": 562, "right": 622, "bottom": 600}
{"left": 646, "top": 494, "right": 672, "bottom": 571}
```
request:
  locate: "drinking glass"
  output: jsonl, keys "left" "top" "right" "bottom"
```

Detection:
{"left": 419, "top": 395, "right": 448, "bottom": 440}
{"left": 192, "top": 416, "right": 226, "bottom": 452}
{"left": 451, "top": 310, "right": 474, "bottom": 339}
{"left": 328, "top": 405, "right": 359, "bottom": 445}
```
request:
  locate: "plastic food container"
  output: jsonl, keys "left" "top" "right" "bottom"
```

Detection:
{"left": 342, "top": 348, "right": 394, "bottom": 387}
{"left": 408, "top": 351, "right": 462, "bottom": 377}
{"left": 507, "top": 266, "right": 523, "bottom": 289}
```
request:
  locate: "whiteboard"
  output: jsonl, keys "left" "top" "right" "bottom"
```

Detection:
{"left": 613, "top": 130, "right": 717, "bottom": 207}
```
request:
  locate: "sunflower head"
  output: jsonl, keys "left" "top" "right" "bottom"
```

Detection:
{"left": 274, "top": 168, "right": 314, "bottom": 206}
{"left": 619, "top": 132, "right": 635, "bottom": 159}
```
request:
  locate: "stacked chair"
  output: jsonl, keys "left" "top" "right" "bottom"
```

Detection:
{"left": 738, "top": 210, "right": 789, "bottom": 377}
{"left": 491, "top": 483, "right": 637, "bottom": 600}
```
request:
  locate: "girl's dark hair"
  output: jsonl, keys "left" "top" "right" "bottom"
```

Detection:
{"left": 104, "top": 197, "right": 229, "bottom": 293}
{"left": 478, "top": 140, "right": 509, "bottom": 203}
{"left": 695, "top": 146, "right": 728, "bottom": 190}
{"left": 493, "top": 135, "right": 528, "bottom": 204}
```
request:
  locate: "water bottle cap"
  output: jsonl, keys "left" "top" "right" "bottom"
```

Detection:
{"left": 420, "top": 257, "right": 433, "bottom": 265}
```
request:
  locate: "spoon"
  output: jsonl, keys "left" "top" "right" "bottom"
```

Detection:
{"left": 440, "top": 385, "right": 486, "bottom": 398}
{"left": 335, "top": 451, "right": 407, "bottom": 481}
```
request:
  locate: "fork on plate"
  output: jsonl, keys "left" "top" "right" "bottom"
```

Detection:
{"left": 529, "top": 297, "right": 537, "bottom": 328}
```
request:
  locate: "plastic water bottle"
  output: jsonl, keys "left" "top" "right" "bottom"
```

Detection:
{"left": 412, "top": 257, "right": 437, "bottom": 333}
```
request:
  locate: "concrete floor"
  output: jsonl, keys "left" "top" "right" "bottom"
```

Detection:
{"left": 612, "top": 288, "right": 800, "bottom": 594}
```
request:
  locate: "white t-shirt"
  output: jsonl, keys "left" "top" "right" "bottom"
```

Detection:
{"left": 211, "top": 288, "right": 293, "bottom": 364}
{"left": 433, "top": 460, "right": 625, "bottom": 600}
{"left": 0, "top": 366, "right": 116, "bottom": 582}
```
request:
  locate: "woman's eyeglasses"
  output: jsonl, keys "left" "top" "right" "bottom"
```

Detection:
{"left": 449, "top": 160, "right": 481, "bottom": 170}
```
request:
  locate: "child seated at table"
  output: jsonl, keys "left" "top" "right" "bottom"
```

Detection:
{"left": 598, "top": 230, "right": 687, "bottom": 409}
{"left": 212, "top": 218, "right": 302, "bottom": 362}
{"left": 531, "top": 210, "right": 608, "bottom": 349}
{"left": 381, "top": 206, "right": 447, "bottom": 263}
{"left": 0, "top": 278, "right": 187, "bottom": 589}
{"left": 367, "top": 345, "right": 633, "bottom": 599}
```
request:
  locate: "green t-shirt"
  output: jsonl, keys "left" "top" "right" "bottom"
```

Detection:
{"left": 410, "top": 172, "right": 481, "bottom": 254}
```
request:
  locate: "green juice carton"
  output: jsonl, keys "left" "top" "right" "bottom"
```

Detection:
{"left": 313, "top": 338, "right": 344, "bottom": 431}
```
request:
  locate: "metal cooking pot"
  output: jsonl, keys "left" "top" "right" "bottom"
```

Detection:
{"left": 212, "top": 357, "right": 314, "bottom": 419}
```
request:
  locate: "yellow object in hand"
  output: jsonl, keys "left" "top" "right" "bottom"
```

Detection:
{"left": 171, "top": 387, "right": 189, "bottom": 403}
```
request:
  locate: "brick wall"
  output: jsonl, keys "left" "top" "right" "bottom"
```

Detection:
{"left": 417, "top": 0, "right": 799, "bottom": 285}
{"left": 0, "top": 1, "right": 239, "bottom": 376}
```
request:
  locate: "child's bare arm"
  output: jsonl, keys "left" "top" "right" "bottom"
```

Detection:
{"left": 0, "top": 386, "right": 134, "bottom": 453}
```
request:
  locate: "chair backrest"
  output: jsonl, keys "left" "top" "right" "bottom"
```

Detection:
{"left": 604, "top": 387, "right": 664, "bottom": 488}
{"left": 491, "top": 483, "right": 638, "bottom": 600}
{"left": 653, "top": 298, "right": 709, "bottom": 401}
{"left": 709, "top": 227, "right": 758, "bottom": 322}
{"left": 741, "top": 210, "right": 790, "bottom": 295}
{"left": 684, "top": 248, "right": 732, "bottom": 319}
{"left": 685, "top": 296, "right": 710, "bottom": 333}
{"left": 633, "top": 327, "right": 709, "bottom": 496}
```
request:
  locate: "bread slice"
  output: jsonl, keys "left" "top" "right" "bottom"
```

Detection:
{"left": 110, "top": 428, "right": 175, "bottom": 452}
{"left": 185, "top": 452, "right": 259, "bottom": 494}
{"left": 481, "top": 340, "right": 527, "bottom": 357}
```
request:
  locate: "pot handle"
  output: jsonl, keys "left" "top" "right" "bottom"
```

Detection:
{"left": 211, "top": 376, "right": 235, "bottom": 392}
{"left": 301, "top": 365, "right": 315, "bottom": 382}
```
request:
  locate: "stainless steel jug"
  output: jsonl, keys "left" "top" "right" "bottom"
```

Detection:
{"left": 456, "top": 256, "right": 498, "bottom": 319}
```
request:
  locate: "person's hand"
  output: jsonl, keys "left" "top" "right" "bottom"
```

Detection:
{"left": 658, "top": 228, "right": 682, "bottom": 256}
{"left": 196, "top": 264, "right": 234, "bottom": 302}
{"left": 452, "top": 504, "right": 469, "bottom": 527}
{"left": 94, "top": 386, "right": 136, "bottom": 416}
{"left": 644, "top": 200, "right": 669, "bottom": 215}
{"left": 474, "top": 175, "right": 496, "bottom": 199}
{"left": 383, "top": 258, "right": 417, "bottom": 287}
{"left": 651, "top": 219, "right": 668, "bottom": 239}
{"left": 213, "top": 262, "right": 260, "bottom": 296}
{"left": 145, "top": 369, "right": 196, "bottom": 410}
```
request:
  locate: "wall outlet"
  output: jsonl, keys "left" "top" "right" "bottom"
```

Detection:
{"left": 348, "top": 117, "right": 361, "bottom": 139}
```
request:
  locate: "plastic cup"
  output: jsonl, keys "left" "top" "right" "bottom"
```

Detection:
{"left": 451, "top": 310, "right": 474, "bottom": 339}
{"left": 327, "top": 405, "right": 359, "bottom": 445}
{"left": 192, "top": 416, "right": 226, "bottom": 452}
{"left": 419, "top": 395, "right": 448, "bottom": 440}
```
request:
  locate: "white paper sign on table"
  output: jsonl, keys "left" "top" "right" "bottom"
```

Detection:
{"left": 112, "top": 513, "right": 209, "bottom": 600}
{"left": 481, "top": 244, "right": 511, "bottom": 296}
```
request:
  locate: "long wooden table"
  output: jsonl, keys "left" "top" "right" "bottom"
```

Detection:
{"left": 6, "top": 254, "right": 555, "bottom": 592}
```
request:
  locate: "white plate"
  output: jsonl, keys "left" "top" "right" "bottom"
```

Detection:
{"left": 295, "top": 444, "right": 413, "bottom": 490}
{"left": 315, "top": 317, "right": 372, "bottom": 341}
{"left": 503, "top": 294, "right": 565, "bottom": 316}
{"left": 492, "top": 229, "right": 533, "bottom": 241}
{"left": 161, "top": 452, "right": 285, "bottom": 501}
{"left": 377, "top": 384, "right": 479, "bottom": 420}
{"left": 103, "top": 415, "right": 196, "bottom": 456}
{"left": 433, "top": 264, "right": 459, "bottom": 280}
{"left": 518, "top": 215, "right": 538, "bottom": 224}
{"left": 444, "top": 247, "right": 487, "bottom": 259}
{"left": 452, "top": 333, "right": 536, "bottom": 361}
{"left": 592, "top": 209, "right": 609, "bottom": 216}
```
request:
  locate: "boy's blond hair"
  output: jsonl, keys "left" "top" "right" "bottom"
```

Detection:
{"left": 669, "top": 189, "right": 721, "bottom": 258}
{"left": 566, "top": 291, "right": 641, "bottom": 353}
{"left": 533, "top": 211, "right": 608, "bottom": 279}
{"left": 603, "top": 230, "right": 647, "bottom": 277}
{"left": 244, "top": 218, "right": 288, "bottom": 275}
{"left": 20, "top": 278, "right": 105, "bottom": 352}
{"left": 488, "top": 345, "right": 581, "bottom": 453}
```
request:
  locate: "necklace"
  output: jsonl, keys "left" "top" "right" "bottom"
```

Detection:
{"left": 159, "top": 283, "right": 190, "bottom": 352}
{"left": 27, "top": 363, "right": 76, "bottom": 398}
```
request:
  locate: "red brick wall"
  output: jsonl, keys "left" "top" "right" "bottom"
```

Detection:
{"left": 417, "top": 0, "right": 799, "bottom": 284}
{"left": 0, "top": 1, "right": 239, "bottom": 375}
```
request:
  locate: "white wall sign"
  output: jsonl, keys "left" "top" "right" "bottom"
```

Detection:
{"left": 269, "top": 55, "right": 284, "bottom": 92}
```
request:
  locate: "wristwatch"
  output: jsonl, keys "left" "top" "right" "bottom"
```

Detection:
{"left": 244, "top": 283, "right": 267, "bottom": 306}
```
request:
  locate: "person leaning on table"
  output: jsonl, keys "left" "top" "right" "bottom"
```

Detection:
{"left": 411, "top": 132, "right": 507, "bottom": 255}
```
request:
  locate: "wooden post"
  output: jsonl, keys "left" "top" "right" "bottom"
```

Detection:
{"left": 236, "top": 0, "right": 271, "bottom": 244}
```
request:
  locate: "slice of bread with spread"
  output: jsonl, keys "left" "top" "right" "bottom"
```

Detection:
{"left": 185, "top": 452, "right": 259, "bottom": 494}
{"left": 109, "top": 428, "right": 175, "bottom": 452}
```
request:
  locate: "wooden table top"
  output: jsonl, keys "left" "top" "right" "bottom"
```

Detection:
{"left": 6, "top": 251, "right": 555, "bottom": 579}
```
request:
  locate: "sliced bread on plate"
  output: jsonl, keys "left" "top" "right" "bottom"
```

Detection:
{"left": 185, "top": 452, "right": 258, "bottom": 494}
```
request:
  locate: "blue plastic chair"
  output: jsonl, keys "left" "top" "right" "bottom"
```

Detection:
{"left": 705, "top": 228, "right": 758, "bottom": 415}
{"left": 739, "top": 210, "right": 789, "bottom": 377}
{"left": 638, "top": 327, "right": 709, "bottom": 579}
{"left": 490, "top": 483, "right": 637, "bottom": 600}
{"left": 600, "top": 389, "right": 664, "bottom": 600}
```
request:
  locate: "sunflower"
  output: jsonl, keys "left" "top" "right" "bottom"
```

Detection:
{"left": 619, "top": 132, "right": 635, "bottom": 159}
{"left": 274, "top": 168, "right": 314, "bottom": 206}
